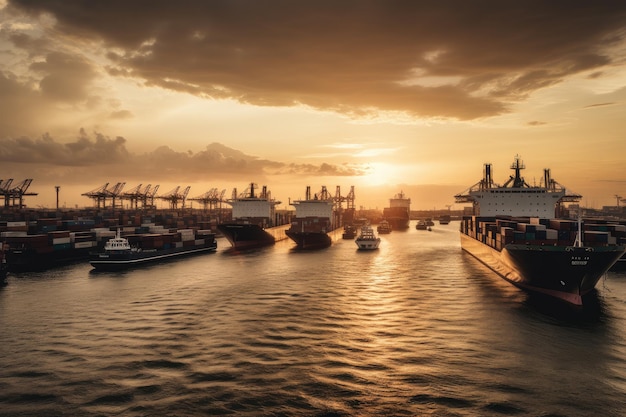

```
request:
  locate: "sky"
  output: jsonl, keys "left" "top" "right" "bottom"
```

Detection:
{"left": 1, "top": 0, "right": 626, "bottom": 211}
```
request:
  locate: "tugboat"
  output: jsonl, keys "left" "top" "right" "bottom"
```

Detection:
{"left": 217, "top": 183, "right": 283, "bottom": 250}
{"left": 286, "top": 186, "right": 336, "bottom": 249}
{"left": 342, "top": 224, "right": 357, "bottom": 239}
{"left": 415, "top": 220, "right": 428, "bottom": 230}
{"left": 455, "top": 155, "right": 626, "bottom": 306}
{"left": 90, "top": 228, "right": 217, "bottom": 271}
{"left": 355, "top": 225, "right": 381, "bottom": 250}
{"left": 383, "top": 191, "right": 411, "bottom": 230}
{"left": 377, "top": 219, "right": 392, "bottom": 234}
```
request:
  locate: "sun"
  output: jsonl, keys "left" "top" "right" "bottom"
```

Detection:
{"left": 361, "top": 162, "right": 402, "bottom": 186}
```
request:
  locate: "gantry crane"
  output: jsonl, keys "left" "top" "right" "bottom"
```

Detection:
{"left": 121, "top": 183, "right": 143, "bottom": 209}
{"left": 82, "top": 182, "right": 109, "bottom": 208}
{"left": 157, "top": 186, "right": 191, "bottom": 209}
{"left": 188, "top": 188, "right": 227, "bottom": 211}
{"left": 82, "top": 182, "right": 125, "bottom": 208}
{"left": 0, "top": 178, "right": 38, "bottom": 208}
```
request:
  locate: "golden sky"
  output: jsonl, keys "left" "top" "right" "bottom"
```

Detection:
{"left": 1, "top": 0, "right": 626, "bottom": 210}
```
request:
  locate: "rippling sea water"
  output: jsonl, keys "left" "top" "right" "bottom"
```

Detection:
{"left": 2, "top": 221, "right": 626, "bottom": 417}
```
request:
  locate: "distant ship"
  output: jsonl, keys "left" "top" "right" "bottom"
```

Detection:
{"left": 90, "top": 228, "right": 217, "bottom": 270}
{"left": 383, "top": 191, "right": 411, "bottom": 230}
{"left": 455, "top": 156, "right": 625, "bottom": 306}
{"left": 286, "top": 186, "right": 337, "bottom": 249}
{"left": 217, "top": 183, "right": 282, "bottom": 250}
{"left": 342, "top": 224, "right": 357, "bottom": 239}
{"left": 377, "top": 219, "right": 392, "bottom": 234}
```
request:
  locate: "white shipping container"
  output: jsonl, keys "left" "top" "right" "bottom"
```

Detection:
{"left": 52, "top": 237, "right": 71, "bottom": 245}
{"left": 73, "top": 241, "right": 95, "bottom": 249}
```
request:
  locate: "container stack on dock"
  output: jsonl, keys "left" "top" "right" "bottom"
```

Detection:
{"left": 0, "top": 208, "right": 219, "bottom": 271}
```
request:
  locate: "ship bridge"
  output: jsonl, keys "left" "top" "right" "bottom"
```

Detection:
{"left": 455, "top": 156, "right": 581, "bottom": 218}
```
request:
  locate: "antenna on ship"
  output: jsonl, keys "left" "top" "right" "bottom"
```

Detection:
{"left": 573, "top": 209, "right": 583, "bottom": 248}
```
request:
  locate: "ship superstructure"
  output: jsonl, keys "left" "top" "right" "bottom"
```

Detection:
{"left": 455, "top": 155, "right": 625, "bottom": 305}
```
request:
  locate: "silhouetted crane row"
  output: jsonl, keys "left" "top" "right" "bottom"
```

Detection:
{"left": 157, "top": 186, "right": 191, "bottom": 209}
{"left": 188, "top": 188, "right": 226, "bottom": 211}
{"left": 120, "top": 184, "right": 160, "bottom": 209}
{"left": 81, "top": 182, "right": 126, "bottom": 208}
{"left": 0, "top": 178, "right": 38, "bottom": 208}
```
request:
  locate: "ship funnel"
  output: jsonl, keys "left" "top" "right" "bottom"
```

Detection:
{"left": 484, "top": 163, "right": 492, "bottom": 189}
{"left": 544, "top": 169, "right": 551, "bottom": 190}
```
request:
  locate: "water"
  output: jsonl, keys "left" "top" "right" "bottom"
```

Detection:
{"left": 2, "top": 222, "right": 626, "bottom": 416}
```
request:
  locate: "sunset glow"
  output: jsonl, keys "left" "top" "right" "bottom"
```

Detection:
{"left": 1, "top": 1, "right": 626, "bottom": 210}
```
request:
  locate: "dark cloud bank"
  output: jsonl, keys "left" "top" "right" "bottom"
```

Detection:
{"left": 6, "top": 0, "right": 626, "bottom": 121}
{"left": 0, "top": 131, "right": 364, "bottom": 185}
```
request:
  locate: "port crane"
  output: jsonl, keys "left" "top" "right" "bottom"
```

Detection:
{"left": 188, "top": 188, "right": 226, "bottom": 211}
{"left": 82, "top": 182, "right": 126, "bottom": 208}
{"left": 157, "top": 186, "right": 191, "bottom": 209}
{"left": 0, "top": 178, "right": 38, "bottom": 208}
{"left": 119, "top": 184, "right": 159, "bottom": 209}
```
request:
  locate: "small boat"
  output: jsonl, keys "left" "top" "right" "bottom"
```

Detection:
{"left": 425, "top": 218, "right": 435, "bottom": 227}
{"left": 439, "top": 214, "right": 451, "bottom": 225}
{"left": 355, "top": 225, "right": 381, "bottom": 250}
{"left": 415, "top": 220, "right": 428, "bottom": 230}
{"left": 89, "top": 228, "right": 217, "bottom": 270}
{"left": 377, "top": 220, "right": 392, "bottom": 234}
{"left": 342, "top": 225, "right": 356, "bottom": 239}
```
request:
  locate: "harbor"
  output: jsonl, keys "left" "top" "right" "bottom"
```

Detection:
{"left": 2, "top": 221, "right": 626, "bottom": 416}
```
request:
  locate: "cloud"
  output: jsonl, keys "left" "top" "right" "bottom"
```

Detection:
{"left": 7, "top": 0, "right": 626, "bottom": 121}
{"left": 29, "top": 51, "right": 97, "bottom": 102}
{"left": 0, "top": 132, "right": 365, "bottom": 184}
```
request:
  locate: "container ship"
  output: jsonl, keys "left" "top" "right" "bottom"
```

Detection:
{"left": 89, "top": 227, "right": 216, "bottom": 270}
{"left": 286, "top": 186, "right": 337, "bottom": 249}
{"left": 383, "top": 191, "right": 411, "bottom": 230}
{"left": 455, "top": 156, "right": 626, "bottom": 306}
{"left": 1, "top": 211, "right": 217, "bottom": 271}
{"left": 2, "top": 218, "right": 103, "bottom": 271}
{"left": 217, "top": 183, "right": 283, "bottom": 250}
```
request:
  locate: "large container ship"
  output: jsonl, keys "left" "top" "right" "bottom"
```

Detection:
{"left": 3, "top": 227, "right": 102, "bottom": 271}
{"left": 383, "top": 191, "right": 411, "bottom": 230}
{"left": 455, "top": 156, "right": 625, "bottom": 306}
{"left": 89, "top": 227, "right": 216, "bottom": 270}
{"left": 217, "top": 183, "right": 283, "bottom": 250}
{"left": 0, "top": 210, "right": 217, "bottom": 271}
{"left": 286, "top": 186, "right": 337, "bottom": 249}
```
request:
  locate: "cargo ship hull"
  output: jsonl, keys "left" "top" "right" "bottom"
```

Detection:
{"left": 6, "top": 246, "right": 94, "bottom": 272}
{"left": 217, "top": 223, "right": 276, "bottom": 250}
{"left": 461, "top": 233, "right": 624, "bottom": 305}
{"left": 285, "top": 230, "right": 331, "bottom": 249}
{"left": 383, "top": 192, "right": 411, "bottom": 230}
{"left": 90, "top": 239, "right": 217, "bottom": 271}
{"left": 383, "top": 208, "right": 410, "bottom": 230}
